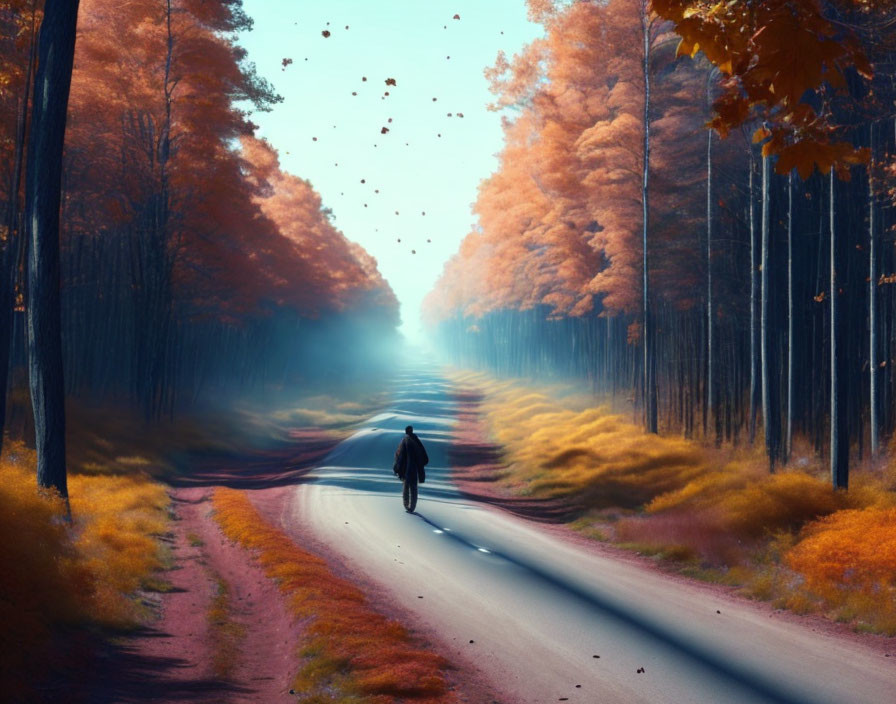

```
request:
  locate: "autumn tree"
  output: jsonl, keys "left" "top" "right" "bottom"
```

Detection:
{"left": 653, "top": 0, "right": 873, "bottom": 176}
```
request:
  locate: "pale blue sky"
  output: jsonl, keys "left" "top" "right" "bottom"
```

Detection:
{"left": 238, "top": 0, "right": 542, "bottom": 341}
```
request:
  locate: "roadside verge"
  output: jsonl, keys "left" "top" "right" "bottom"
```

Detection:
{"left": 212, "top": 487, "right": 457, "bottom": 703}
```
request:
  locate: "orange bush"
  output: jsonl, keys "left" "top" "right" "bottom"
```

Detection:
{"left": 0, "top": 442, "right": 169, "bottom": 696}
{"left": 0, "top": 446, "right": 89, "bottom": 698}
{"left": 211, "top": 488, "right": 455, "bottom": 703}
{"left": 786, "top": 508, "right": 896, "bottom": 632}
{"left": 455, "top": 372, "right": 707, "bottom": 508}
{"left": 789, "top": 508, "right": 896, "bottom": 589}
{"left": 648, "top": 468, "right": 849, "bottom": 536}
{"left": 69, "top": 471, "right": 169, "bottom": 624}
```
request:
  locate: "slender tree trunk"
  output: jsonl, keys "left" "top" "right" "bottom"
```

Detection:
{"left": 706, "top": 129, "right": 714, "bottom": 441}
{"left": 641, "top": 6, "right": 657, "bottom": 433}
{"left": 749, "top": 153, "right": 760, "bottom": 444}
{"left": 0, "top": 216, "right": 15, "bottom": 456}
{"left": 830, "top": 171, "right": 848, "bottom": 490}
{"left": 785, "top": 172, "right": 794, "bottom": 463}
{"left": 868, "top": 126, "right": 879, "bottom": 459}
{"left": 761, "top": 155, "right": 779, "bottom": 469}
{"left": 23, "top": 0, "right": 81, "bottom": 498}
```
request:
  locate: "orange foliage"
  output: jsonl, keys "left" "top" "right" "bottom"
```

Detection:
{"left": 0, "top": 442, "right": 169, "bottom": 695}
{"left": 647, "top": 469, "right": 848, "bottom": 539}
{"left": 786, "top": 508, "right": 896, "bottom": 631}
{"left": 241, "top": 137, "right": 397, "bottom": 316}
{"left": 211, "top": 488, "right": 455, "bottom": 703}
{"left": 60, "top": 0, "right": 397, "bottom": 326}
{"left": 652, "top": 0, "right": 873, "bottom": 178}
{"left": 424, "top": 0, "right": 708, "bottom": 324}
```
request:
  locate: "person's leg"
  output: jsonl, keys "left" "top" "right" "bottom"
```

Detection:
{"left": 408, "top": 482, "right": 418, "bottom": 512}
{"left": 403, "top": 480, "right": 411, "bottom": 511}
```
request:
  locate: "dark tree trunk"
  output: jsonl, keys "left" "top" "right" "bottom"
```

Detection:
{"left": 23, "top": 0, "right": 81, "bottom": 498}
{"left": 829, "top": 171, "right": 848, "bottom": 490}
{"left": 785, "top": 172, "right": 794, "bottom": 463}
{"left": 749, "top": 153, "right": 760, "bottom": 444}
{"left": 760, "top": 155, "right": 780, "bottom": 469}
{"left": 0, "top": 219, "right": 14, "bottom": 456}
{"left": 868, "top": 125, "right": 879, "bottom": 458}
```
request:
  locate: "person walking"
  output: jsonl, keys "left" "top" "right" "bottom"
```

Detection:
{"left": 393, "top": 425, "right": 429, "bottom": 512}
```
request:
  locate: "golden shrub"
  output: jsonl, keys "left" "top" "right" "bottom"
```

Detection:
{"left": 0, "top": 442, "right": 169, "bottom": 694}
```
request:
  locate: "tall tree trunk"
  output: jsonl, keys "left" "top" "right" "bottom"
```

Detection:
{"left": 23, "top": 0, "right": 81, "bottom": 498}
{"left": 0, "top": 209, "right": 15, "bottom": 456}
{"left": 706, "top": 128, "right": 714, "bottom": 441}
{"left": 749, "top": 152, "right": 760, "bottom": 444}
{"left": 641, "top": 5, "right": 657, "bottom": 433}
{"left": 830, "top": 171, "right": 848, "bottom": 490}
{"left": 868, "top": 126, "right": 879, "bottom": 458}
{"left": 785, "top": 171, "right": 794, "bottom": 464}
{"left": 760, "top": 155, "right": 780, "bottom": 469}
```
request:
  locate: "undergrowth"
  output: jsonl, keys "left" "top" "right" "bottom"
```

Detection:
{"left": 0, "top": 441, "right": 169, "bottom": 697}
{"left": 66, "top": 390, "right": 377, "bottom": 480}
{"left": 211, "top": 487, "right": 456, "bottom": 704}
{"left": 453, "top": 371, "right": 896, "bottom": 635}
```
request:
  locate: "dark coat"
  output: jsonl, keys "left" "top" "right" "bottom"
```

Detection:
{"left": 393, "top": 432, "right": 429, "bottom": 484}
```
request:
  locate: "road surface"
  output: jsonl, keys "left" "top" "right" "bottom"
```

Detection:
{"left": 288, "top": 364, "right": 896, "bottom": 704}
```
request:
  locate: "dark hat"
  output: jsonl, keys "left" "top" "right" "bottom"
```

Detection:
{"left": 405, "top": 425, "right": 413, "bottom": 434}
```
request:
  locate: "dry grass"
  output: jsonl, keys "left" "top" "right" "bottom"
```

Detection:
{"left": 207, "top": 573, "right": 247, "bottom": 679}
{"left": 66, "top": 390, "right": 385, "bottom": 480}
{"left": 454, "top": 371, "right": 896, "bottom": 634}
{"left": 270, "top": 395, "right": 385, "bottom": 430}
{"left": 451, "top": 372, "right": 706, "bottom": 508}
{"left": 0, "top": 441, "right": 170, "bottom": 696}
{"left": 211, "top": 488, "right": 456, "bottom": 704}
{"left": 0, "top": 381, "right": 385, "bottom": 697}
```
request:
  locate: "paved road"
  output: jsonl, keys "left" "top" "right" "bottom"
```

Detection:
{"left": 290, "top": 365, "right": 896, "bottom": 704}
